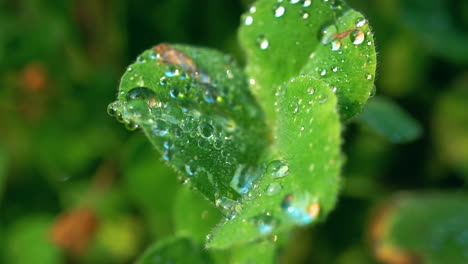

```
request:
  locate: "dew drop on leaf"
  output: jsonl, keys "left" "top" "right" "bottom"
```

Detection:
{"left": 245, "top": 15, "right": 253, "bottom": 26}
{"left": 198, "top": 122, "right": 214, "bottom": 138}
{"left": 303, "top": 0, "right": 312, "bottom": 7}
{"left": 266, "top": 183, "right": 282, "bottom": 196}
{"left": 266, "top": 160, "right": 289, "bottom": 178}
{"left": 273, "top": 5, "right": 286, "bottom": 18}
{"left": 351, "top": 29, "right": 365, "bottom": 45}
{"left": 253, "top": 213, "right": 278, "bottom": 234}
{"left": 152, "top": 119, "right": 169, "bottom": 136}
{"left": 355, "top": 17, "right": 367, "bottom": 28}
{"left": 257, "top": 35, "right": 270, "bottom": 50}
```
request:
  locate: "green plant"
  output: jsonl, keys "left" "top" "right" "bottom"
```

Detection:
{"left": 107, "top": 0, "right": 463, "bottom": 263}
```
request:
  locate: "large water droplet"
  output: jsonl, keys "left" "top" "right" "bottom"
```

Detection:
{"left": 126, "top": 87, "right": 156, "bottom": 102}
{"left": 331, "top": 40, "right": 341, "bottom": 51}
{"left": 303, "top": 0, "right": 312, "bottom": 7}
{"left": 230, "top": 165, "right": 258, "bottom": 195}
{"left": 351, "top": 30, "right": 365, "bottom": 45}
{"left": 257, "top": 35, "right": 270, "bottom": 50}
{"left": 266, "top": 160, "right": 289, "bottom": 178}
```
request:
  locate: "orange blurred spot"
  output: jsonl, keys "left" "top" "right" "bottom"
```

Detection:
{"left": 21, "top": 62, "right": 48, "bottom": 92}
{"left": 50, "top": 208, "right": 99, "bottom": 256}
{"left": 369, "top": 199, "right": 421, "bottom": 264}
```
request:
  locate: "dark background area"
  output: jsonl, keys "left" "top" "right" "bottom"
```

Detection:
{"left": 0, "top": 0, "right": 467, "bottom": 263}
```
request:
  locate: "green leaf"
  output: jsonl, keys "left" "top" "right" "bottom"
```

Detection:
{"left": 357, "top": 96, "right": 422, "bottom": 143}
{"left": 123, "top": 135, "right": 180, "bottom": 238}
{"left": 109, "top": 44, "right": 269, "bottom": 213}
{"left": 372, "top": 193, "right": 468, "bottom": 264}
{"left": 174, "top": 186, "right": 222, "bottom": 244}
{"left": 208, "top": 76, "right": 341, "bottom": 248}
{"left": 229, "top": 240, "right": 277, "bottom": 264}
{"left": 136, "top": 236, "right": 212, "bottom": 264}
{"left": 4, "top": 215, "right": 63, "bottom": 264}
{"left": 239, "top": 0, "right": 376, "bottom": 121}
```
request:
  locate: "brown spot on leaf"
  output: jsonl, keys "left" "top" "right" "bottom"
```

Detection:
{"left": 154, "top": 43, "right": 197, "bottom": 73}
{"left": 50, "top": 208, "right": 99, "bottom": 256}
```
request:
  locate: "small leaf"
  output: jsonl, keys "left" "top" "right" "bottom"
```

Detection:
{"left": 239, "top": 0, "right": 376, "bottom": 121}
{"left": 370, "top": 193, "right": 468, "bottom": 264}
{"left": 136, "top": 236, "right": 212, "bottom": 264}
{"left": 109, "top": 44, "right": 269, "bottom": 213}
{"left": 174, "top": 186, "right": 222, "bottom": 244}
{"left": 357, "top": 96, "right": 422, "bottom": 143}
{"left": 208, "top": 76, "right": 341, "bottom": 248}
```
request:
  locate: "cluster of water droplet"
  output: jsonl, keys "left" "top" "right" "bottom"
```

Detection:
{"left": 108, "top": 46, "right": 271, "bottom": 220}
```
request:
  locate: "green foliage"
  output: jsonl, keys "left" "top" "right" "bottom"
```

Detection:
{"left": 4, "top": 215, "right": 63, "bottom": 264}
{"left": 1, "top": 0, "right": 466, "bottom": 263}
{"left": 239, "top": 0, "right": 376, "bottom": 121}
{"left": 374, "top": 193, "right": 468, "bottom": 264}
{"left": 358, "top": 96, "right": 422, "bottom": 143}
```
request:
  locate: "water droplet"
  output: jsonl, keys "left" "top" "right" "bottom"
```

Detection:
{"left": 164, "top": 65, "right": 180, "bottom": 77}
{"left": 226, "top": 69, "right": 234, "bottom": 79}
{"left": 273, "top": 5, "right": 286, "bottom": 17}
{"left": 355, "top": 17, "right": 367, "bottom": 28}
{"left": 266, "top": 160, "right": 289, "bottom": 178}
{"left": 332, "top": 66, "right": 339, "bottom": 72}
{"left": 257, "top": 35, "right": 270, "bottom": 50}
{"left": 199, "top": 122, "right": 214, "bottom": 138}
{"left": 331, "top": 40, "right": 341, "bottom": 51}
{"left": 185, "top": 161, "right": 196, "bottom": 176}
{"left": 317, "top": 94, "right": 328, "bottom": 104}
{"left": 253, "top": 213, "right": 278, "bottom": 234}
{"left": 300, "top": 10, "right": 310, "bottom": 19}
{"left": 290, "top": 0, "right": 300, "bottom": 3}
{"left": 160, "top": 76, "right": 168, "bottom": 85}
{"left": 303, "top": 0, "right": 312, "bottom": 7}
{"left": 203, "top": 88, "right": 217, "bottom": 104}
{"left": 152, "top": 119, "right": 169, "bottom": 136}
{"left": 169, "top": 88, "right": 179, "bottom": 98}
{"left": 266, "top": 183, "right": 282, "bottom": 196}
{"left": 107, "top": 103, "right": 117, "bottom": 117}
{"left": 163, "top": 149, "right": 171, "bottom": 161}
{"left": 308, "top": 87, "right": 315, "bottom": 95}
{"left": 320, "top": 69, "right": 327, "bottom": 76}
{"left": 249, "top": 6, "right": 256, "bottom": 13}
{"left": 125, "top": 121, "right": 139, "bottom": 131}
{"left": 350, "top": 30, "right": 365, "bottom": 45}
{"left": 215, "top": 197, "right": 238, "bottom": 220}
{"left": 365, "top": 73, "right": 373, "bottom": 80}
{"left": 245, "top": 15, "right": 253, "bottom": 26}
{"left": 126, "top": 67, "right": 132, "bottom": 72}
{"left": 281, "top": 194, "right": 314, "bottom": 224}
{"left": 126, "top": 87, "right": 156, "bottom": 101}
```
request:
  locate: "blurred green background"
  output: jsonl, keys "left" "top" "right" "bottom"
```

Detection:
{"left": 0, "top": 0, "right": 467, "bottom": 263}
